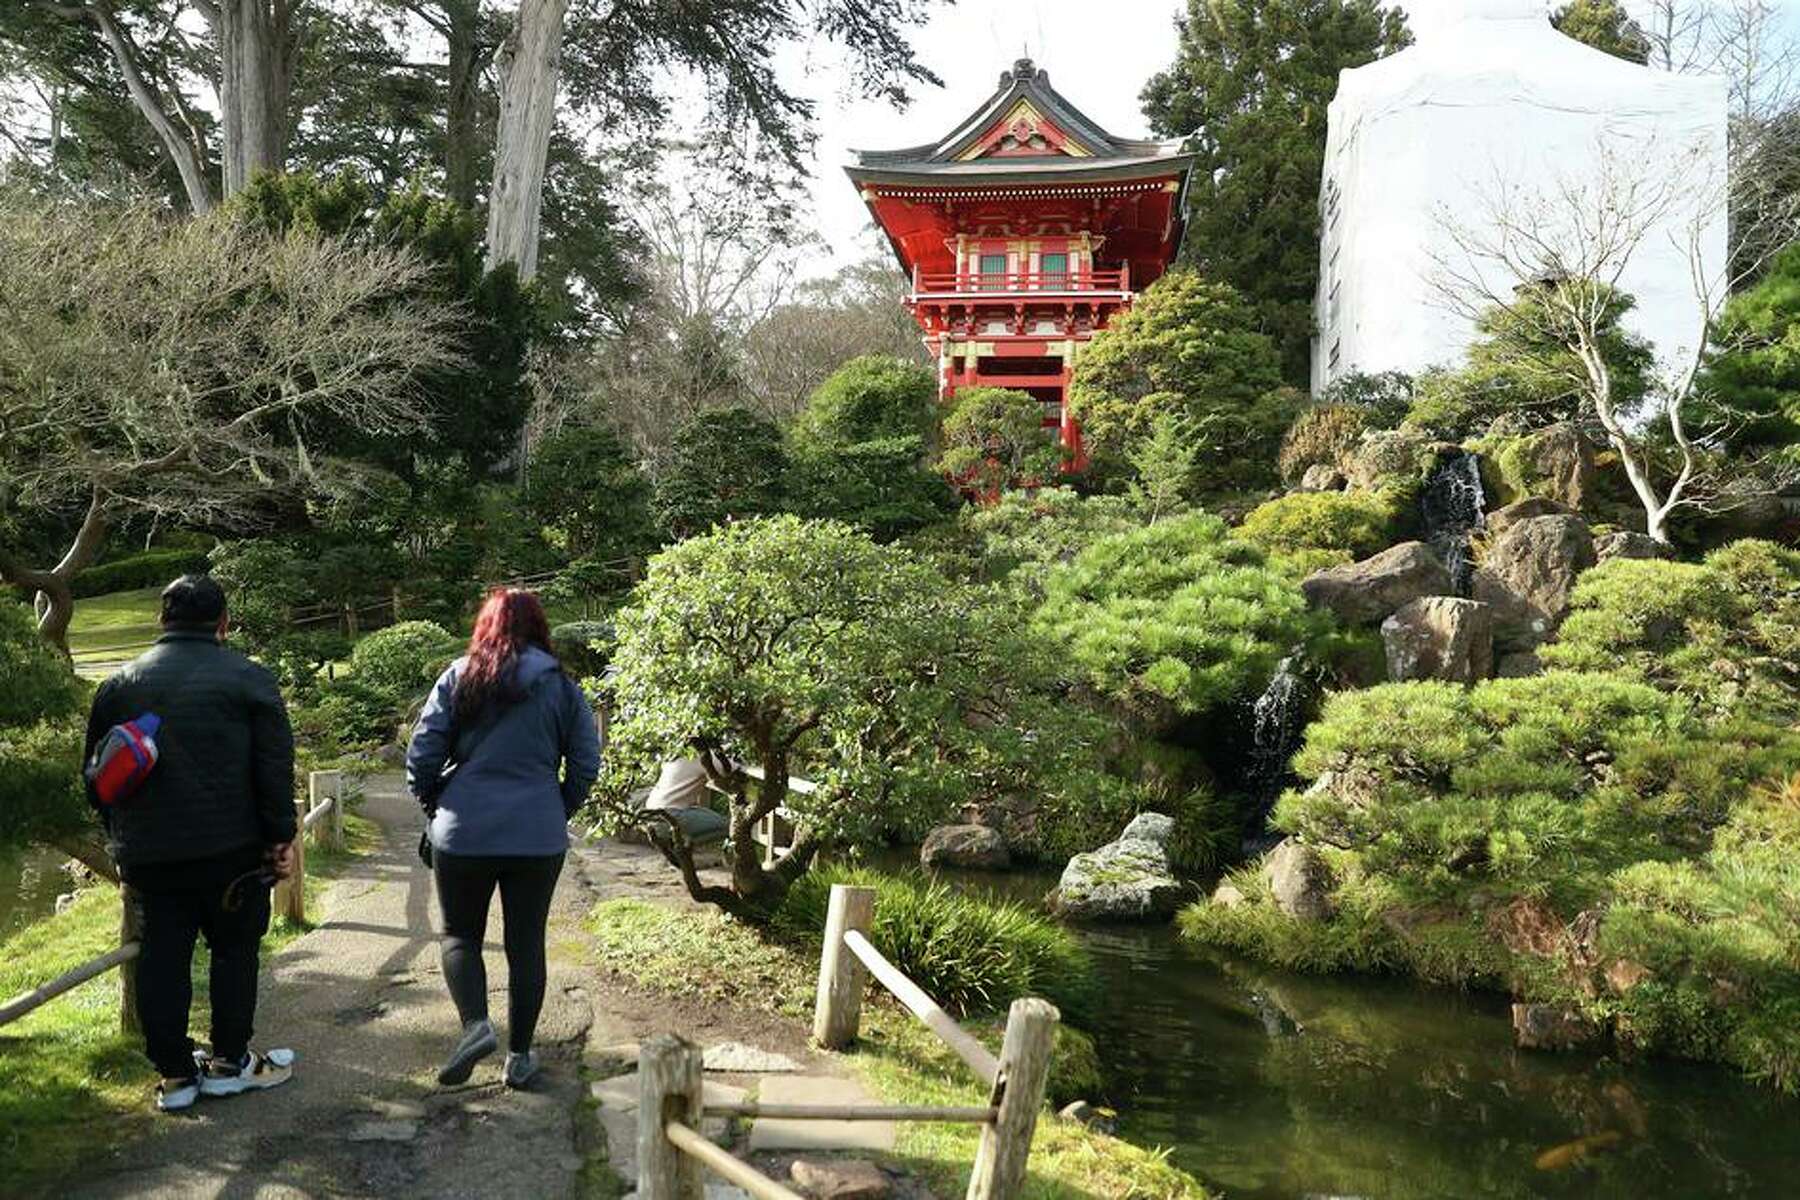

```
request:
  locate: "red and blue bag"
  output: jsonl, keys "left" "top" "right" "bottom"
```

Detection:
{"left": 85, "top": 713, "right": 163, "bottom": 807}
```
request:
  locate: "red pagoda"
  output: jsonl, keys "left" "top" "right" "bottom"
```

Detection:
{"left": 847, "top": 58, "right": 1194, "bottom": 469}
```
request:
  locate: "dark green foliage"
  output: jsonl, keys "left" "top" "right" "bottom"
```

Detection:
{"left": 1316, "top": 369, "right": 1413, "bottom": 429}
{"left": 1697, "top": 242, "right": 1800, "bottom": 458}
{"left": 1277, "top": 404, "right": 1368, "bottom": 484}
{"left": 653, "top": 406, "right": 788, "bottom": 540}
{"left": 68, "top": 548, "right": 212, "bottom": 599}
{"left": 550, "top": 620, "right": 616, "bottom": 679}
{"left": 1552, "top": 0, "right": 1651, "bottom": 62}
{"left": 1034, "top": 513, "right": 1318, "bottom": 726}
{"left": 1236, "top": 490, "right": 1399, "bottom": 562}
{"left": 937, "top": 386, "right": 1060, "bottom": 494}
{"left": 290, "top": 679, "right": 403, "bottom": 752}
{"left": 1541, "top": 540, "right": 1800, "bottom": 720}
{"left": 772, "top": 866, "right": 1099, "bottom": 1022}
{"left": 959, "top": 487, "right": 1146, "bottom": 596}
{"left": 349, "top": 620, "right": 459, "bottom": 705}
{"left": 1140, "top": 0, "right": 1411, "bottom": 383}
{"left": 522, "top": 426, "right": 657, "bottom": 564}
{"left": 785, "top": 436, "right": 956, "bottom": 542}
{"left": 0, "top": 602, "right": 91, "bottom": 856}
{"left": 800, "top": 354, "right": 938, "bottom": 445}
{"left": 1068, "top": 272, "right": 1297, "bottom": 498}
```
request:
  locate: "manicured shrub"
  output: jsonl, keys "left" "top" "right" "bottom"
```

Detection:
{"left": 290, "top": 678, "right": 398, "bottom": 751}
{"left": 772, "top": 866, "right": 1099, "bottom": 1022}
{"left": 349, "top": 620, "right": 459, "bottom": 702}
{"left": 69, "top": 548, "right": 212, "bottom": 599}
{"left": 1034, "top": 513, "right": 1317, "bottom": 725}
{"left": 937, "top": 386, "right": 1060, "bottom": 493}
{"left": 958, "top": 486, "right": 1145, "bottom": 595}
{"left": 1541, "top": 539, "right": 1800, "bottom": 719}
{"left": 550, "top": 620, "right": 616, "bottom": 679}
{"left": 0, "top": 602, "right": 91, "bottom": 860}
{"left": 800, "top": 354, "right": 939, "bottom": 445}
{"left": 1277, "top": 403, "right": 1367, "bottom": 483}
{"left": 1236, "top": 490, "right": 1398, "bottom": 561}
{"left": 785, "top": 435, "right": 956, "bottom": 541}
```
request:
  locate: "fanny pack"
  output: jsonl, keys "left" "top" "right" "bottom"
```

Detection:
{"left": 86, "top": 713, "right": 163, "bottom": 806}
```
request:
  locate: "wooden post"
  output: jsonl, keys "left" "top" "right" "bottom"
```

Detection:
{"left": 310, "top": 770, "right": 345, "bottom": 851}
{"left": 119, "top": 884, "right": 142, "bottom": 1035}
{"left": 812, "top": 884, "right": 875, "bottom": 1049}
{"left": 967, "top": 998, "right": 1059, "bottom": 1200}
{"left": 637, "top": 1033, "right": 703, "bottom": 1200}
{"left": 274, "top": 798, "right": 307, "bottom": 925}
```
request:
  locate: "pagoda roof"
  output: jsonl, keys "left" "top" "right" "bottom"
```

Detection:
{"left": 846, "top": 57, "right": 1191, "bottom": 187}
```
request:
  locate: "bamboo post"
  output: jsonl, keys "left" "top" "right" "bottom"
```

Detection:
{"left": 274, "top": 798, "right": 308, "bottom": 925}
{"left": 967, "top": 998, "right": 1060, "bottom": 1200}
{"left": 812, "top": 884, "right": 875, "bottom": 1049}
{"left": 637, "top": 1034, "right": 703, "bottom": 1200}
{"left": 310, "top": 770, "right": 345, "bottom": 851}
{"left": 118, "top": 885, "right": 143, "bottom": 1035}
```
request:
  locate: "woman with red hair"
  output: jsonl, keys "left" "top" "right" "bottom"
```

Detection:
{"left": 406, "top": 588, "right": 600, "bottom": 1090}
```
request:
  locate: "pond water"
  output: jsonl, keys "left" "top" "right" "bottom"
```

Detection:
{"left": 919, "top": 863, "right": 1800, "bottom": 1200}
{"left": 0, "top": 846, "right": 73, "bottom": 939}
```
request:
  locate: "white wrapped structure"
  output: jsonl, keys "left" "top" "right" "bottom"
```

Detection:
{"left": 1312, "top": 0, "right": 1728, "bottom": 391}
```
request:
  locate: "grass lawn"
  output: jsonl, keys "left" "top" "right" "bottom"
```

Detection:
{"left": 0, "top": 810, "right": 376, "bottom": 1190}
{"left": 66, "top": 587, "right": 163, "bottom": 665}
{"left": 585, "top": 898, "right": 1212, "bottom": 1200}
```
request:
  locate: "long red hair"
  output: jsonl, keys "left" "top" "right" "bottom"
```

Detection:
{"left": 455, "top": 588, "right": 556, "bottom": 724}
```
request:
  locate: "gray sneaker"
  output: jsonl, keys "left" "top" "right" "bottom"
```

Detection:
{"left": 438, "top": 1019, "right": 498, "bottom": 1085}
{"left": 503, "top": 1050, "right": 539, "bottom": 1089}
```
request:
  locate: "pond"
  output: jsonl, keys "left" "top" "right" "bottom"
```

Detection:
{"left": 0, "top": 846, "right": 73, "bottom": 939}
{"left": 920, "top": 863, "right": 1800, "bottom": 1199}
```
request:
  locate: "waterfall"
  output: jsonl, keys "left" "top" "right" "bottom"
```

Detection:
{"left": 1243, "top": 653, "right": 1312, "bottom": 851}
{"left": 1419, "top": 450, "right": 1486, "bottom": 597}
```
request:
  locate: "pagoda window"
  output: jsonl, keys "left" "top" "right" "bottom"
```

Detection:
{"left": 979, "top": 253, "right": 1008, "bottom": 287}
{"left": 1040, "top": 252, "right": 1068, "bottom": 287}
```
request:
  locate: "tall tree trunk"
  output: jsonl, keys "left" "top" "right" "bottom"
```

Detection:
{"left": 485, "top": 0, "right": 568, "bottom": 280}
{"left": 444, "top": 0, "right": 483, "bottom": 211}
{"left": 213, "top": 0, "right": 292, "bottom": 195}
{"left": 0, "top": 490, "right": 110, "bottom": 653}
{"left": 85, "top": 2, "right": 216, "bottom": 212}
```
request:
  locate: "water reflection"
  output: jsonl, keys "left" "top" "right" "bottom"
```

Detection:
{"left": 0, "top": 846, "right": 72, "bottom": 937}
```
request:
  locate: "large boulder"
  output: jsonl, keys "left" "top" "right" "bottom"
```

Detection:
{"left": 1049, "top": 812, "right": 1194, "bottom": 922}
{"left": 1265, "top": 838, "right": 1332, "bottom": 922}
{"left": 1380, "top": 596, "right": 1495, "bottom": 683}
{"left": 1484, "top": 496, "right": 1576, "bottom": 539}
{"left": 1511, "top": 1002, "right": 1598, "bottom": 1051}
{"left": 1298, "top": 463, "right": 1347, "bottom": 493}
{"left": 1513, "top": 422, "right": 1596, "bottom": 510}
{"left": 1302, "top": 542, "right": 1456, "bottom": 626}
{"left": 1343, "top": 428, "right": 1431, "bottom": 491}
{"left": 1471, "top": 515, "right": 1595, "bottom": 650}
{"left": 1594, "top": 530, "right": 1668, "bottom": 563}
{"left": 920, "top": 824, "right": 1011, "bottom": 871}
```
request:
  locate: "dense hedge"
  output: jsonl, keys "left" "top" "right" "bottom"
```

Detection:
{"left": 70, "top": 548, "right": 211, "bottom": 599}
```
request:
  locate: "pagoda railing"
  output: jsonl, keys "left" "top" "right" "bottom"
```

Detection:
{"left": 911, "top": 266, "right": 1130, "bottom": 295}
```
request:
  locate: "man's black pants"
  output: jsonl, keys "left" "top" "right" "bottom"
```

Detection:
{"left": 122, "top": 845, "right": 270, "bottom": 1079}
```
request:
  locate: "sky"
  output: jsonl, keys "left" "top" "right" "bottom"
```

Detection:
{"left": 778, "top": 0, "right": 1188, "bottom": 274}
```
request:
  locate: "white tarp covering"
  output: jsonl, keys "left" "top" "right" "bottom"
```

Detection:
{"left": 1312, "top": 0, "right": 1729, "bottom": 392}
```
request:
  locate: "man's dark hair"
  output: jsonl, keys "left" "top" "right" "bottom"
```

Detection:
{"left": 161, "top": 574, "right": 227, "bottom": 628}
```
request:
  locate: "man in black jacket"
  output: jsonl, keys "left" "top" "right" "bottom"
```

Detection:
{"left": 84, "top": 575, "right": 298, "bottom": 1112}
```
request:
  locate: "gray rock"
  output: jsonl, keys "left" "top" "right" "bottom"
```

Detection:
{"left": 1302, "top": 542, "right": 1456, "bottom": 626}
{"left": 1513, "top": 422, "right": 1596, "bottom": 510}
{"left": 1265, "top": 838, "right": 1332, "bottom": 922}
{"left": 376, "top": 742, "right": 406, "bottom": 765}
{"left": 346, "top": 1119, "right": 420, "bottom": 1143}
{"left": 1471, "top": 514, "right": 1595, "bottom": 651}
{"left": 1057, "top": 1100, "right": 1116, "bottom": 1134}
{"left": 702, "top": 1041, "right": 800, "bottom": 1073}
{"left": 1485, "top": 496, "right": 1576, "bottom": 539}
{"left": 919, "top": 823, "right": 1011, "bottom": 870}
{"left": 1344, "top": 428, "right": 1431, "bottom": 491}
{"left": 1511, "top": 1002, "right": 1598, "bottom": 1051}
{"left": 54, "top": 892, "right": 76, "bottom": 915}
{"left": 1210, "top": 882, "right": 1247, "bottom": 909}
{"left": 789, "top": 1159, "right": 892, "bottom": 1200}
{"left": 1050, "top": 813, "right": 1194, "bottom": 922}
{"left": 1120, "top": 811, "right": 1176, "bottom": 846}
{"left": 1495, "top": 650, "right": 1543, "bottom": 678}
{"left": 1595, "top": 530, "right": 1668, "bottom": 563}
{"left": 1380, "top": 596, "right": 1494, "bottom": 683}
{"left": 1298, "top": 463, "right": 1347, "bottom": 492}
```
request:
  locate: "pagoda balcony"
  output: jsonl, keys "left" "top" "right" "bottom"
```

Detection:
{"left": 909, "top": 265, "right": 1131, "bottom": 299}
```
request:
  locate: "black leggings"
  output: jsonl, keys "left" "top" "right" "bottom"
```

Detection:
{"left": 432, "top": 850, "right": 564, "bottom": 1053}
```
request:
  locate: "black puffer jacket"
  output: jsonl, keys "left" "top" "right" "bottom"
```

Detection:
{"left": 84, "top": 630, "right": 297, "bottom": 867}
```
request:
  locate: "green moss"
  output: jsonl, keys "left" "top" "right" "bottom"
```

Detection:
{"left": 1236, "top": 489, "right": 1401, "bottom": 561}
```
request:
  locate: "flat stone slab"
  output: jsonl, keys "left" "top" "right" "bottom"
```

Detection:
{"left": 748, "top": 1076, "right": 897, "bottom": 1153}
{"left": 704, "top": 1041, "right": 802, "bottom": 1073}
{"left": 344, "top": 1119, "right": 419, "bottom": 1143}
{"left": 590, "top": 1071, "right": 746, "bottom": 1114}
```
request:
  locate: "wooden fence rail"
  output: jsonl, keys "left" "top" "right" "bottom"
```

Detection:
{"left": 0, "top": 771, "right": 347, "bottom": 1032}
{"left": 638, "top": 882, "right": 1059, "bottom": 1200}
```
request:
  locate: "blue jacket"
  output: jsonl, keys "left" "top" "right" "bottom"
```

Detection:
{"left": 406, "top": 646, "right": 601, "bottom": 856}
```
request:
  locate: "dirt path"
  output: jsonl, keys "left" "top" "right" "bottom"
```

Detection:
{"left": 62, "top": 773, "right": 854, "bottom": 1200}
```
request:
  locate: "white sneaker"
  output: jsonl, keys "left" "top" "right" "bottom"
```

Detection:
{"left": 199, "top": 1049, "right": 295, "bottom": 1097}
{"left": 155, "top": 1075, "right": 200, "bottom": 1112}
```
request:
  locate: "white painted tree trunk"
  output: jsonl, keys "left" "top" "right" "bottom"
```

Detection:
{"left": 485, "top": 0, "right": 569, "bottom": 280}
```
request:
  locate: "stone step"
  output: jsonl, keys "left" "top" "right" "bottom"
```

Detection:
{"left": 747, "top": 1075, "right": 897, "bottom": 1153}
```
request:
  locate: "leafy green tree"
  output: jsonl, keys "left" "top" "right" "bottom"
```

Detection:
{"left": 937, "top": 386, "right": 1060, "bottom": 494}
{"left": 1552, "top": 0, "right": 1651, "bottom": 63}
{"left": 1140, "top": 0, "right": 1411, "bottom": 384}
{"left": 1315, "top": 369, "right": 1412, "bottom": 429}
{"left": 1068, "top": 271, "right": 1297, "bottom": 498}
{"left": 594, "top": 516, "right": 1101, "bottom": 919}
{"left": 1126, "top": 411, "right": 1202, "bottom": 525}
{"left": 349, "top": 620, "right": 460, "bottom": 705}
{"left": 800, "top": 354, "right": 938, "bottom": 446}
{"left": 652, "top": 406, "right": 788, "bottom": 540}
{"left": 1034, "top": 512, "right": 1318, "bottom": 730}
{"left": 784, "top": 437, "right": 955, "bottom": 543}
{"left": 1699, "top": 241, "right": 1800, "bottom": 457}
{"left": 956, "top": 487, "right": 1147, "bottom": 597}
{"left": 0, "top": 600, "right": 106, "bottom": 877}
{"left": 523, "top": 426, "right": 657, "bottom": 564}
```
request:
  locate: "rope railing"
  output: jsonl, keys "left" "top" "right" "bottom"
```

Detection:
{"left": 0, "top": 771, "right": 348, "bottom": 1031}
{"left": 637, "top": 882, "right": 1060, "bottom": 1200}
